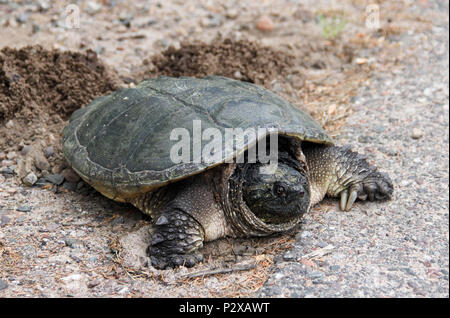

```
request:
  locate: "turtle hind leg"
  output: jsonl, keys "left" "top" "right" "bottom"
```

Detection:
{"left": 303, "top": 144, "right": 393, "bottom": 211}
{"left": 148, "top": 206, "right": 205, "bottom": 269}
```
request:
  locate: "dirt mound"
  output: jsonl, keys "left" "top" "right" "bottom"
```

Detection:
{"left": 0, "top": 45, "right": 121, "bottom": 185}
{"left": 141, "top": 38, "right": 295, "bottom": 85}
{"left": 0, "top": 45, "right": 119, "bottom": 122}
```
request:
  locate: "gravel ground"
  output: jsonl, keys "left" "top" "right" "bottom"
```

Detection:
{"left": 0, "top": 0, "right": 448, "bottom": 298}
{"left": 259, "top": 1, "right": 449, "bottom": 297}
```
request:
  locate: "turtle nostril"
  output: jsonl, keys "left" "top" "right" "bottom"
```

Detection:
{"left": 295, "top": 185, "right": 305, "bottom": 198}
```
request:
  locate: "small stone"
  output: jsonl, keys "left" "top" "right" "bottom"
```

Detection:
{"left": 23, "top": 172, "right": 38, "bottom": 186}
{"left": 64, "top": 237, "right": 78, "bottom": 248}
{"left": 0, "top": 279, "right": 8, "bottom": 290}
{"left": 411, "top": 128, "right": 424, "bottom": 139}
{"left": 88, "top": 280, "right": 100, "bottom": 288}
{"left": 45, "top": 174, "right": 65, "bottom": 185}
{"left": 44, "top": 146, "right": 54, "bottom": 158}
{"left": 1, "top": 215, "right": 11, "bottom": 226}
{"left": 1, "top": 160, "right": 14, "bottom": 167}
{"left": 21, "top": 145, "right": 31, "bottom": 156}
{"left": 60, "top": 168, "right": 80, "bottom": 183}
{"left": 358, "top": 135, "right": 373, "bottom": 143}
{"left": 38, "top": 0, "right": 50, "bottom": 12}
{"left": 423, "top": 87, "right": 433, "bottom": 97}
{"left": 329, "top": 265, "right": 340, "bottom": 271}
{"left": 403, "top": 267, "right": 417, "bottom": 276}
{"left": 16, "top": 13, "right": 29, "bottom": 24}
{"left": 256, "top": 16, "right": 275, "bottom": 32}
{"left": 34, "top": 155, "right": 50, "bottom": 172}
{"left": 233, "top": 71, "right": 242, "bottom": 79}
{"left": 225, "top": 9, "right": 238, "bottom": 19}
{"left": 35, "top": 177, "right": 51, "bottom": 187}
{"left": 17, "top": 206, "right": 32, "bottom": 213}
{"left": 86, "top": 1, "right": 102, "bottom": 15}
{"left": 1, "top": 167, "right": 14, "bottom": 175}
{"left": 308, "top": 271, "right": 324, "bottom": 280}
{"left": 283, "top": 250, "right": 296, "bottom": 261}
{"left": 6, "top": 151, "right": 16, "bottom": 160}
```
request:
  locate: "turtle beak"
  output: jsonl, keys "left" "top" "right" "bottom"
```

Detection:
{"left": 286, "top": 184, "right": 305, "bottom": 203}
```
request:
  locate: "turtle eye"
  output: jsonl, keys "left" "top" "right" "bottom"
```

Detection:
{"left": 274, "top": 183, "right": 286, "bottom": 197}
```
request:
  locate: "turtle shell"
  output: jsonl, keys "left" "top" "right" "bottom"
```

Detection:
{"left": 62, "top": 76, "right": 333, "bottom": 201}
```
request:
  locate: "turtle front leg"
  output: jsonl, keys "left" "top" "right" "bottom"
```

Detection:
{"left": 303, "top": 145, "right": 393, "bottom": 211}
{"left": 148, "top": 206, "right": 205, "bottom": 269}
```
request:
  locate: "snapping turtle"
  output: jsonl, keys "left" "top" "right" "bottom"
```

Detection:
{"left": 62, "top": 76, "right": 393, "bottom": 269}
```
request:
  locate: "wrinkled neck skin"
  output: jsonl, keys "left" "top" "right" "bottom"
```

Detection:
{"left": 217, "top": 150, "right": 311, "bottom": 238}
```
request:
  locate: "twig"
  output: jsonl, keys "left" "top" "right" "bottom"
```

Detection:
{"left": 301, "top": 245, "right": 335, "bottom": 260}
{"left": 184, "top": 264, "right": 257, "bottom": 279}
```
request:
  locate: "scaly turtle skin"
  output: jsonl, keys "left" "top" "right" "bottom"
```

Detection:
{"left": 62, "top": 76, "right": 393, "bottom": 269}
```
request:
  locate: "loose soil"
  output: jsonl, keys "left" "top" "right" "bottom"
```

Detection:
{"left": 142, "top": 37, "right": 295, "bottom": 85}
{"left": 0, "top": 45, "right": 120, "bottom": 122}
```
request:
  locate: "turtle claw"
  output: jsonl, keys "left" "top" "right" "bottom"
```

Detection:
{"left": 345, "top": 190, "right": 358, "bottom": 211}
{"left": 340, "top": 190, "right": 348, "bottom": 211}
{"left": 339, "top": 171, "right": 393, "bottom": 211}
{"left": 149, "top": 246, "right": 204, "bottom": 269}
{"left": 339, "top": 189, "right": 358, "bottom": 211}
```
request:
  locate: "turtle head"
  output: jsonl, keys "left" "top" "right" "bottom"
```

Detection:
{"left": 242, "top": 162, "right": 310, "bottom": 224}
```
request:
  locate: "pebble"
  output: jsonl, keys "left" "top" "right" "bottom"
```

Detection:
{"left": 44, "top": 146, "right": 54, "bottom": 158}
{"left": 64, "top": 237, "right": 78, "bottom": 248}
{"left": 34, "top": 155, "right": 50, "bottom": 172}
{"left": 411, "top": 128, "right": 424, "bottom": 139}
{"left": 87, "top": 280, "right": 100, "bottom": 288}
{"left": 225, "top": 9, "right": 238, "bottom": 19}
{"left": 201, "top": 14, "right": 222, "bottom": 28}
{"left": 23, "top": 172, "right": 38, "bottom": 186}
{"left": 6, "top": 152, "right": 16, "bottom": 160}
{"left": 256, "top": 16, "right": 275, "bottom": 32}
{"left": 1, "top": 215, "right": 11, "bottom": 226}
{"left": 38, "top": 0, "right": 50, "bottom": 12}
{"left": 308, "top": 271, "right": 324, "bottom": 280}
{"left": 86, "top": 1, "right": 102, "bottom": 15}
{"left": 233, "top": 71, "right": 242, "bottom": 79}
{"left": 0, "top": 279, "right": 8, "bottom": 290}
{"left": 16, "top": 13, "right": 29, "bottom": 24}
{"left": 1, "top": 160, "right": 14, "bottom": 167}
{"left": 35, "top": 177, "right": 51, "bottom": 187}
{"left": 16, "top": 206, "right": 32, "bottom": 213}
{"left": 45, "top": 174, "right": 65, "bottom": 185}
{"left": 21, "top": 145, "right": 31, "bottom": 156}
{"left": 1, "top": 167, "right": 14, "bottom": 175}
{"left": 283, "top": 250, "right": 296, "bottom": 261}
